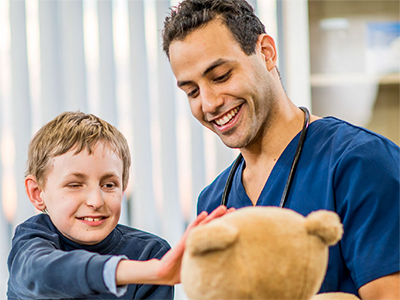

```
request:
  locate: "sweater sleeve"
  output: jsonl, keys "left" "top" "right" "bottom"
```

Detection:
{"left": 7, "top": 219, "right": 115, "bottom": 299}
{"left": 103, "top": 255, "right": 128, "bottom": 296}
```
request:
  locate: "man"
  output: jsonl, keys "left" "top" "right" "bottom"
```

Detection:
{"left": 162, "top": 0, "right": 399, "bottom": 298}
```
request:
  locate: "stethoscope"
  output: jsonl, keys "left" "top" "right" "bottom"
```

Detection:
{"left": 221, "top": 107, "right": 310, "bottom": 208}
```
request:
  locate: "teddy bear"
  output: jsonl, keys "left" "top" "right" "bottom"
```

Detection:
{"left": 181, "top": 206, "right": 359, "bottom": 300}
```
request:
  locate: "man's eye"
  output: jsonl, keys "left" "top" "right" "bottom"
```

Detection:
{"left": 214, "top": 71, "right": 231, "bottom": 82}
{"left": 187, "top": 88, "right": 199, "bottom": 98}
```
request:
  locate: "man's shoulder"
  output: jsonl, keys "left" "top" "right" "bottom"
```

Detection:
{"left": 311, "top": 117, "right": 399, "bottom": 155}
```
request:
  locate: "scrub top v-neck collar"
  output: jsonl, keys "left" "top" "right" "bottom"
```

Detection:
{"left": 231, "top": 120, "right": 320, "bottom": 207}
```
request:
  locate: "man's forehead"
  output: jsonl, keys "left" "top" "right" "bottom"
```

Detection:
{"left": 169, "top": 19, "right": 237, "bottom": 54}
{"left": 169, "top": 23, "right": 241, "bottom": 75}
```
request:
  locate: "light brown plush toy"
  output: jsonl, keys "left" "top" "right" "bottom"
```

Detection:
{"left": 181, "top": 207, "right": 360, "bottom": 300}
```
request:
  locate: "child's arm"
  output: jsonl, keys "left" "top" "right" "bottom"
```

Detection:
{"left": 115, "top": 205, "right": 229, "bottom": 286}
{"left": 7, "top": 206, "right": 229, "bottom": 299}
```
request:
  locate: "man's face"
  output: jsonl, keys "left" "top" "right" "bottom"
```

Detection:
{"left": 169, "top": 20, "right": 278, "bottom": 149}
{"left": 39, "top": 142, "right": 123, "bottom": 245}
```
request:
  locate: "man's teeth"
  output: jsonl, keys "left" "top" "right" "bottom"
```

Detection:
{"left": 82, "top": 217, "right": 103, "bottom": 222}
{"left": 215, "top": 107, "right": 239, "bottom": 126}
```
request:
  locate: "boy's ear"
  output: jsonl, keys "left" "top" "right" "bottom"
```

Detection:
{"left": 25, "top": 175, "right": 46, "bottom": 211}
{"left": 258, "top": 34, "right": 277, "bottom": 71}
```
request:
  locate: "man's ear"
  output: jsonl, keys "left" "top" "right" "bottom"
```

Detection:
{"left": 258, "top": 34, "right": 277, "bottom": 71}
{"left": 25, "top": 175, "right": 46, "bottom": 211}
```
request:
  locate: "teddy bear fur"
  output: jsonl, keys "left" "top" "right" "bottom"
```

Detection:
{"left": 181, "top": 206, "right": 359, "bottom": 300}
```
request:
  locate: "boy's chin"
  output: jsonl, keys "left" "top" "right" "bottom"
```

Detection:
{"left": 61, "top": 227, "right": 115, "bottom": 246}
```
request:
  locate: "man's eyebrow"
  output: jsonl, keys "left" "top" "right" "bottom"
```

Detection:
{"left": 202, "top": 58, "right": 229, "bottom": 77}
{"left": 177, "top": 58, "right": 230, "bottom": 88}
{"left": 177, "top": 80, "right": 193, "bottom": 88}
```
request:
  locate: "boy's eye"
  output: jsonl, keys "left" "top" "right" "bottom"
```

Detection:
{"left": 102, "top": 182, "right": 116, "bottom": 189}
{"left": 67, "top": 183, "right": 82, "bottom": 188}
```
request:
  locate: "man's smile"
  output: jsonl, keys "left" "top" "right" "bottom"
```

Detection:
{"left": 213, "top": 105, "right": 241, "bottom": 127}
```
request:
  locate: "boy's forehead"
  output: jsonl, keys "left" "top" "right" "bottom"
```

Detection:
{"left": 50, "top": 141, "right": 119, "bottom": 163}
{"left": 74, "top": 141, "right": 119, "bottom": 157}
{"left": 48, "top": 142, "right": 123, "bottom": 174}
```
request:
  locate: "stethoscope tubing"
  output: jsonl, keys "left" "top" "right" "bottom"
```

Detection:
{"left": 220, "top": 107, "right": 310, "bottom": 208}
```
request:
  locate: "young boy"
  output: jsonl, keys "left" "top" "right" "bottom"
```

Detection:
{"left": 7, "top": 111, "right": 227, "bottom": 299}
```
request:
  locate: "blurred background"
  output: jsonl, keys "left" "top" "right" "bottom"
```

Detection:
{"left": 0, "top": 0, "right": 398, "bottom": 298}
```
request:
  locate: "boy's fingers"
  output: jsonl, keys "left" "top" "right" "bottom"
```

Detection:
{"left": 199, "top": 205, "right": 228, "bottom": 225}
{"left": 194, "top": 211, "right": 208, "bottom": 224}
{"left": 172, "top": 207, "right": 229, "bottom": 257}
{"left": 185, "top": 211, "right": 208, "bottom": 232}
{"left": 187, "top": 206, "right": 234, "bottom": 231}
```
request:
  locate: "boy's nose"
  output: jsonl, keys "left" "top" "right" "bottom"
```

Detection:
{"left": 85, "top": 189, "right": 104, "bottom": 209}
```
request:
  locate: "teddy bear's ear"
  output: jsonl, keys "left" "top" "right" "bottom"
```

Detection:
{"left": 187, "top": 222, "right": 239, "bottom": 256}
{"left": 305, "top": 210, "right": 343, "bottom": 246}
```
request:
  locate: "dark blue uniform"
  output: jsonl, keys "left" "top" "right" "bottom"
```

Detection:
{"left": 198, "top": 117, "right": 400, "bottom": 297}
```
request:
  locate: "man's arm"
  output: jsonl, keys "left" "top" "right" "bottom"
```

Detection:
{"left": 358, "top": 272, "right": 400, "bottom": 300}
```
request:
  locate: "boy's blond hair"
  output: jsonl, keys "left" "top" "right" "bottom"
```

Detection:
{"left": 26, "top": 111, "right": 131, "bottom": 190}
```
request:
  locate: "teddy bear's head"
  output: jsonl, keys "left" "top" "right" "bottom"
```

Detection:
{"left": 181, "top": 207, "right": 344, "bottom": 300}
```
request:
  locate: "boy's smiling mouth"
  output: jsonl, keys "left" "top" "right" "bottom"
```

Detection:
{"left": 80, "top": 216, "right": 105, "bottom": 222}
{"left": 77, "top": 216, "right": 108, "bottom": 224}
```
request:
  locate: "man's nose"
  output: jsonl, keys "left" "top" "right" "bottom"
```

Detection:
{"left": 85, "top": 188, "right": 104, "bottom": 209}
{"left": 201, "top": 86, "right": 224, "bottom": 114}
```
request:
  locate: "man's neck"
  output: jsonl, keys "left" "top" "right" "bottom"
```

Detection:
{"left": 240, "top": 105, "right": 309, "bottom": 205}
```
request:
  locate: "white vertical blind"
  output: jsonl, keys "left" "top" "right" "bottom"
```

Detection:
{"left": 60, "top": 0, "right": 88, "bottom": 112}
{"left": 155, "top": 0, "right": 184, "bottom": 246}
{"left": 280, "top": 0, "right": 312, "bottom": 108}
{"left": 128, "top": 0, "right": 161, "bottom": 234}
{"left": 9, "top": 0, "right": 34, "bottom": 229}
{"left": 38, "top": 0, "right": 64, "bottom": 124}
{"left": 98, "top": 0, "right": 118, "bottom": 125}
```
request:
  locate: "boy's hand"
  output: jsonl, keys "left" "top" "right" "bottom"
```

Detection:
{"left": 115, "top": 206, "right": 232, "bottom": 286}
{"left": 155, "top": 205, "right": 231, "bottom": 285}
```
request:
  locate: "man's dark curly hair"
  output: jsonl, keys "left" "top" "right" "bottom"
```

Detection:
{"left": 162, "top": 0, "right": 266, "bottom": 59}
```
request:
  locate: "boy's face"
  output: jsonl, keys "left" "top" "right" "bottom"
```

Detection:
{"left": 38, "top": 142, "right": 124, "bottom": 245}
